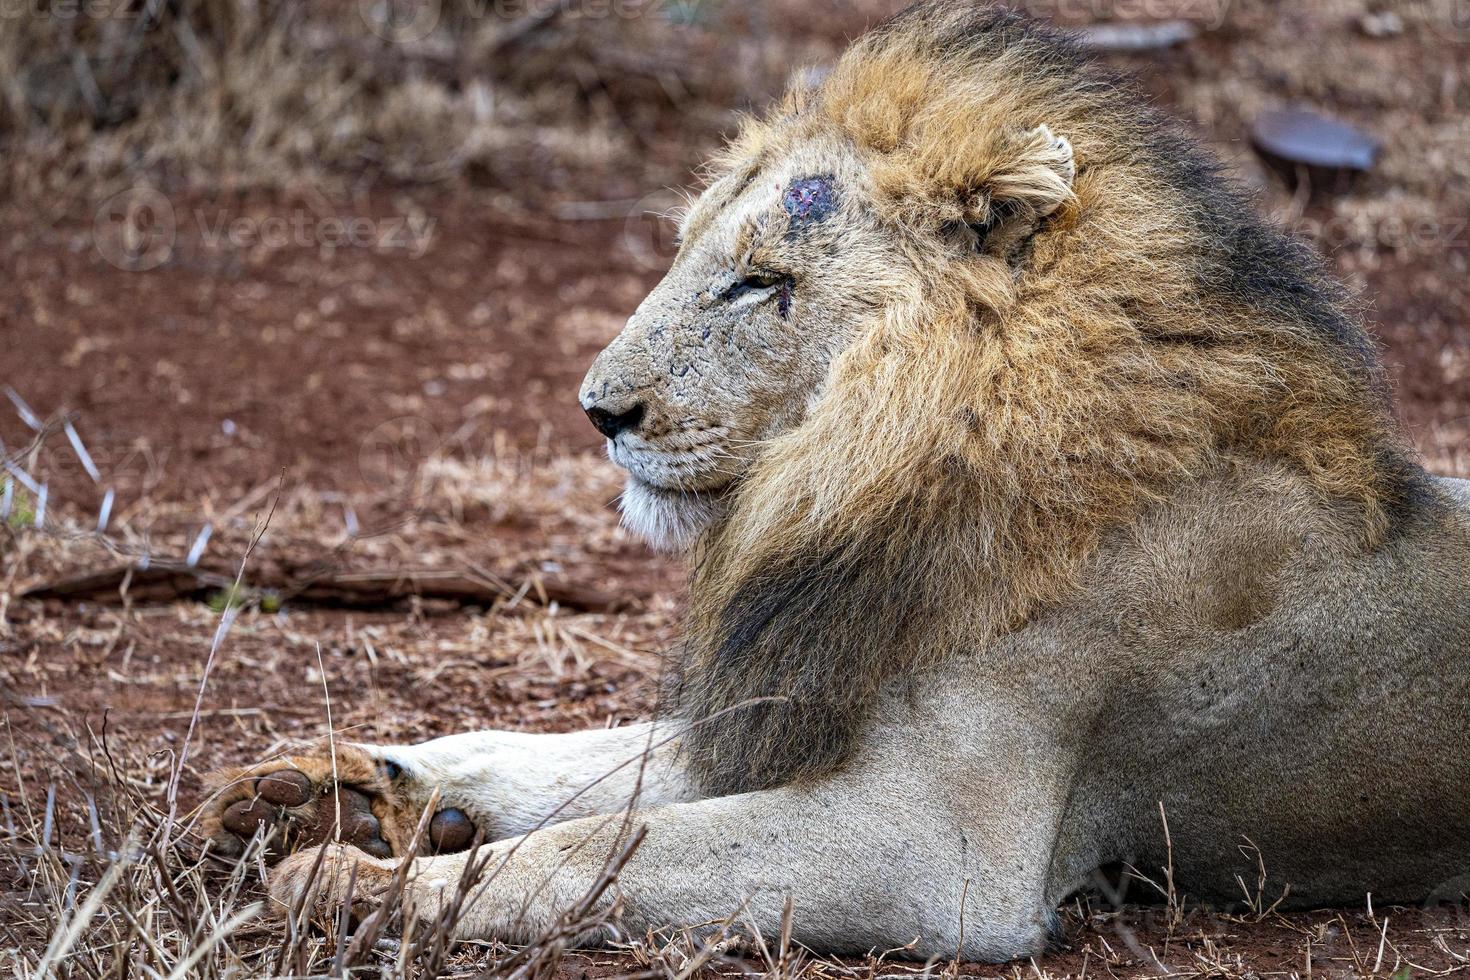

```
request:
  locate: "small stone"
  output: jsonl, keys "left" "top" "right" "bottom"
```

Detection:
{"left": 1076, "top": 20, "right": 1196, "bottom": 53}
{"left": 1250, "top": 108, "right": 1378, "bottom": 194}
{"left": 1357, "top": 12, "right": 1403, "bottom": 38}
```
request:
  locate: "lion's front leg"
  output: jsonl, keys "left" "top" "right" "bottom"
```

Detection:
{"left": 270, "top": 775, "right": 1060, "bottom": 962}
{"left": 199, "top": 721, "right": 697, "bottom": 863}
{"left": 370, "top": 720, "right": 698, "bottom": 840}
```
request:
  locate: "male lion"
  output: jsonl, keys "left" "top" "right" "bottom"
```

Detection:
{"left": 201, "top": 1, "right": 1470, "bottom": 961}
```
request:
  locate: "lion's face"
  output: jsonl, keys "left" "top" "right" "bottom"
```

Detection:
{"left": 582, "top": 94, "right": 1080, "bottom": 553}
{"left": 581, "top": 149, "right": 888, "bottom": 550}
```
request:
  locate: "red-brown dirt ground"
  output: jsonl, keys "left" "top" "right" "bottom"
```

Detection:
{"left": 3, "top": 1, "right": 1468, "bottom": 975}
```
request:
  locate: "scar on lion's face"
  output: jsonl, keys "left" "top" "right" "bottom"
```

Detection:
{"left": 782, "top": 175, "right": 837, "bottom": 228}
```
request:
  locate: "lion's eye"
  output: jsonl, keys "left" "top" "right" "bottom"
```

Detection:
{"left": 724, "top": 271, "right": 790, "bottom": 306}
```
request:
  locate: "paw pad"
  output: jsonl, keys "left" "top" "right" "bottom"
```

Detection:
{"left": 328, "top": 786, "right": 393, "bottom": 858}
{"left": 429, "top": 808, "right": 475, "bottom": 854}
{"left": 257, "top": 769, "right": 313, "bottom": 806}
{"left": 220, "top": 769, "right": 314, "bottom": 839}
{"left": 204, "top": 757, "right": 481, "bottom": 864}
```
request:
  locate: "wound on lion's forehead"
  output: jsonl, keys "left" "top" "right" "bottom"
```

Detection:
{"left": 782, "top": 175, "right": 837, "bottom": 229}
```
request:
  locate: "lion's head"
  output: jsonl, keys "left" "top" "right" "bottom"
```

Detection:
{"left": 582, "top": 1, "right": 1417, "bottom": 795}
{"left": 582, "top": 64, "right": 1076, "bottom": 553}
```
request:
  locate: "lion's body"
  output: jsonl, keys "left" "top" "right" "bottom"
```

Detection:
{"left": 203, "top": 2, "right": 1470, "bottom": 962}
{"left": 901, "top": 463, "right": 1470, "bottom": 915}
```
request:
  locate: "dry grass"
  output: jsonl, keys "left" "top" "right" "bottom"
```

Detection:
{"left": 0, "top": 719, "right": 676, "bottom": 977}
{"left": 0, "top": 0, "right": 843, "bottom": 206}
{"left": 2, "top": 1, "right": 572, "bottom": 194}
{"left": 5, "top": 762, "right": 1468, "bottom": 980}
{"left": 0, "top": 417, "right": 679, "bottom": 976}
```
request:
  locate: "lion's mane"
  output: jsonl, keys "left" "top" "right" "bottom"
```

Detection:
{"left": 668, "top": 1, "right": 1419, "bottom": 796}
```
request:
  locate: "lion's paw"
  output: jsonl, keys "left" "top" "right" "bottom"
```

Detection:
{"left": 268, "top": 842, "right": 397, "bottom": 921}
{"left": 199, "top": 745, "right": 477, "bottom": 864}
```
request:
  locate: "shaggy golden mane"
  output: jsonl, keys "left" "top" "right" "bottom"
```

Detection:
{"left": 669, "top": 1, "right": 1419, "bottom": 795}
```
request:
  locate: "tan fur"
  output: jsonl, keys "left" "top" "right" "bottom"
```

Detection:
{"left": 658, "top": 2, "right": 1413, "bottom": 794}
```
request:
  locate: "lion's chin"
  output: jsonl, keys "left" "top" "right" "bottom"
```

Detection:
{"left": 618, "top": 478, "right": 724, "bottom": 553}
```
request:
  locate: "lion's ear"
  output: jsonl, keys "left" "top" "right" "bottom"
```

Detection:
{"left": 782, "top": 65, "right": 830, "bottom": 116}
{"left": 988, "top": 124, "right": 1076, "bottom": 220}
{"left": 950, "top": 124, "right": 1076, "bottom": 259}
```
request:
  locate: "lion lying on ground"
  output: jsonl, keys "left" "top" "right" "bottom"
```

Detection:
{"left": 201, "top": 1, "right": 1470, "bottom": 960}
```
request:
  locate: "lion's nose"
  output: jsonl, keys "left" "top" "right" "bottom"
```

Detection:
{"left": 584, "top": 401, "right": 646, "bottom": 440}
